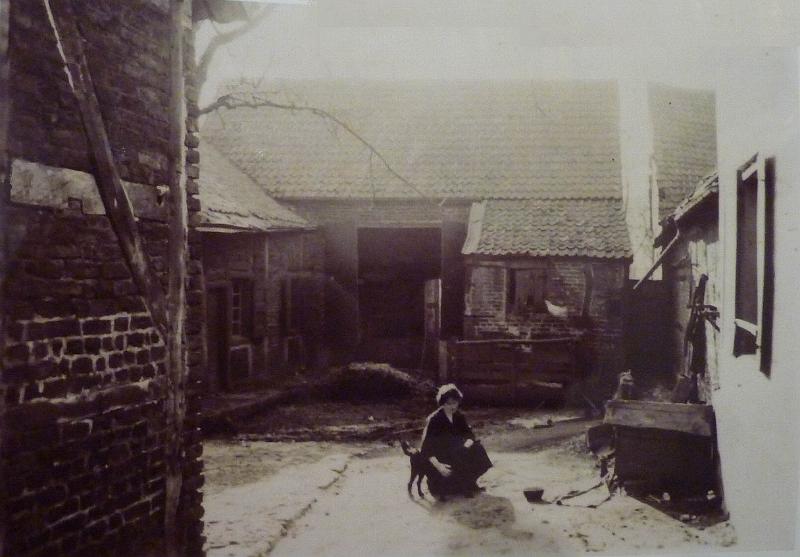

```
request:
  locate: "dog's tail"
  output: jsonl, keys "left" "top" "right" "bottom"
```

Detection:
{"left": 400, "top": 440, "right": 419, "bottom": 456}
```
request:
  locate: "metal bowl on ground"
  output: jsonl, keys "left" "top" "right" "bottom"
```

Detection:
{"left": 523, "top": 487, "right": 544, "bottom": 502}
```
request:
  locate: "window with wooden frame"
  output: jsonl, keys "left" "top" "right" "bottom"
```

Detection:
{"left": 507, "top": 266, "right": 548, "bottom": 315}
{"left": 231, "top": 278, "right": 254, "bottom": 338}
{"left": 733, "top": 154, "right": 775, "bottom": 375}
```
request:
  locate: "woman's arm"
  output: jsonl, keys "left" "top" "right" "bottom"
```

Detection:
{"left": 420, "top": 411, "right": 443, "bottom": 458}
{"left": 421, "top": 413, "right": 453, "bottom": 476}
{"left": 455, "top": 412, "right": 476, "bottom": 440}
{"left": 428, "top": 456, "right": 452, "bottom": 476}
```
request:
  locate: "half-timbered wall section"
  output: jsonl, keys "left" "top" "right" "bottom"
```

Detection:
{"left": 2, "top": 1, "right": 204, "bottom": 554}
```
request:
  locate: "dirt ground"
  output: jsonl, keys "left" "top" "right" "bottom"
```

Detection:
{"left": 230, "top": 396, "right": 584, "bottom": 442}
{"left": 202, "top": 401, "right": 736, "bottom": 556}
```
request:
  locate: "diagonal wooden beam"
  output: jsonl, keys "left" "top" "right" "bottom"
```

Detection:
{"left": 1, "top": 2, "right": 12, "bottom": 554}
{"left": 42, "top": 0, "right": 169, "bottom": 339}
{"left": 164, "top": 1, "right": 188, "bottom": 555}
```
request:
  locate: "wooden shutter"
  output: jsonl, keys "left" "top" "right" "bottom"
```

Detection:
{"left": 733, "top": 154, "right": 759, "bottom": 355}
{"left": 760, "top": 157, "right": 776, "bottom": 375}
{"left": 733, "top": 153, "right": 776, "bottom": 372}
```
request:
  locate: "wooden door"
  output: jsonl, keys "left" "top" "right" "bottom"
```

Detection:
{"left": 206, "top": 287, "right": 230, "bottom": 391}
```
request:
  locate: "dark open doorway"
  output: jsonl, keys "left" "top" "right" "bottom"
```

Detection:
{"left": 357, "top": 227, "right": 442, "bottom": 367}
{"left": 206, "top": 286, "right": 230, "bottom": 391}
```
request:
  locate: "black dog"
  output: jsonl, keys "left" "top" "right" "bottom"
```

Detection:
{"left": 400, "top": 440, "right": 432, "bottom": 498}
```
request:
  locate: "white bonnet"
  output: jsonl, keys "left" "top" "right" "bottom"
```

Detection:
{"left": 436, "top": 383, "right": 464, "bottom": 406}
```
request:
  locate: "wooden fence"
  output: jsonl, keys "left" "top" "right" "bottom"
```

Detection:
{"left": 445, "top": 336, "right": 583, "bottom": 388}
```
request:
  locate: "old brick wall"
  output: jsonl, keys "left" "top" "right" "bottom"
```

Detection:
{"left": 182, "top": 18, "right": 206, "bottom": 557}
{"left": 2, "top": 1, "right": 205, "bottom": 555}
{"left": 0, "top": 1, "right": 11, "bottom": 550}
{"left": 8, "top": 0, "right": 174, "bottom": 186}
{"left": 463, "top": 256, "right": 629, "bottom": 394}
{"left": 201, "top": 230, "right": 325, "bottom": 382}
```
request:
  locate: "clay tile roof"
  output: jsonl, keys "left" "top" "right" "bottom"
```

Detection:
{"left": 197, "top": 143, "right": 311, "bottom": 232}
{"left": 654, "top": 170, "right": 718, "bottom": 246}
{"left": 202, "top": 79, "right": 623, "bottom": 201}
{"left": 462, "top": 198, "right": 631, "bottom": 259}
{"left": 649, "top": 83, "right": 717, "bottom": 219}
{"left": 672, "top": 170, "right": 718, "bottom": 223}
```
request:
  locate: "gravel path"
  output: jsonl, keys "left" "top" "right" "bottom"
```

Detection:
{"left": 202, "top": 413, "right": 736, "bottom": 556}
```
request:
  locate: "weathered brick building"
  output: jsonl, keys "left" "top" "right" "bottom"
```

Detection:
{"left": 460, "top": 198, "right": 631, "bottom": 391}
{"left": 198, "top": 144, "right": 324, "bottom": 390}
{"left": 0, "top": 1, "right": 214, "bottom": 554}
{"left": 462, "top": 199, "right": 631, "bottom": 339}
{"left": 203, "top": 80, "right": 625, "bottom": 374}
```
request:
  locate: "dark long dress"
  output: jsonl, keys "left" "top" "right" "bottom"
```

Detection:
{"left": 420, "top": 407, "right": 493, "bottom": 498}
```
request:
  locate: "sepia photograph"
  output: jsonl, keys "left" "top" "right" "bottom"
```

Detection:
{"left": 0, "top": 1, "right": 799, "bottom": 556}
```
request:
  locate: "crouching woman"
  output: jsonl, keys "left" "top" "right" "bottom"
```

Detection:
{"left": 421, "top": 384, "right": 493, "bottom": 499}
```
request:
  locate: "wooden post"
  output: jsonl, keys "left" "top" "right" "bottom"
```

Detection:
{"left": 164, "top": 1, "right": 188, "bottom": 555}
{"left": 511, "top": 342, "right": 521, "bottom": 390}
{"left": 438, "top": 340, "right": 449, "bottom": 383}
{"left": 582, "top": 263, "right": 594, "bottom": 322}
{"left": 42, "top": 0, "right": 169, "bottom": 339}
{"left": 0, "top": 1, "right": 12, "bottom": 553}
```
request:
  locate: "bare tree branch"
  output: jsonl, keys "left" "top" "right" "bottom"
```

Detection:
{"left": 193, "top": 7, "right": 431, "bottom": 201}
{"left": 200, "top": 92, "right": 431, "bottom": 200}
{"left": 195, "top": 4, "right": 272, "bottom": 92}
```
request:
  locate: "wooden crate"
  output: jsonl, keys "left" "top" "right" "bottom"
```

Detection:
{"left": 614, "top": 426, "right": 715, "bottom": 495}
{"left": 604, "top": 400, "right": 717, "bottom": 495}
{"left": 604, "top": 400, "right": 715, "bottom": 436}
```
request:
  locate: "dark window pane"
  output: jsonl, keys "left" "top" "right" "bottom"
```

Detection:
{"left": 508, "top": 267, "right": 547, "bottom": 314}
{"left": 231, "top": 279, "right": 254, "bottom": 338}
{"left": 735, "top": 171, "right": 758, "bottom": 327}
{"left": 514, "top": 269, "right": 534, "bottom": 310}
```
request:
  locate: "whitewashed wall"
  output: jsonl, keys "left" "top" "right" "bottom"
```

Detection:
{"left": 713, "top": 47, "right": 800, "bottom": 551}
{"left": 619, "top": 78, "right": 659, "bottom": 280}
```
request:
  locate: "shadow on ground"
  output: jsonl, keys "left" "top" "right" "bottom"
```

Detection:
{"left": 434, "top": 494, "right": 535, "bottom": 541}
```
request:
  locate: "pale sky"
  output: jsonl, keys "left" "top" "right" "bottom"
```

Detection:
{"left": 196, "top": 0, "right": 800, "bottom": 108}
